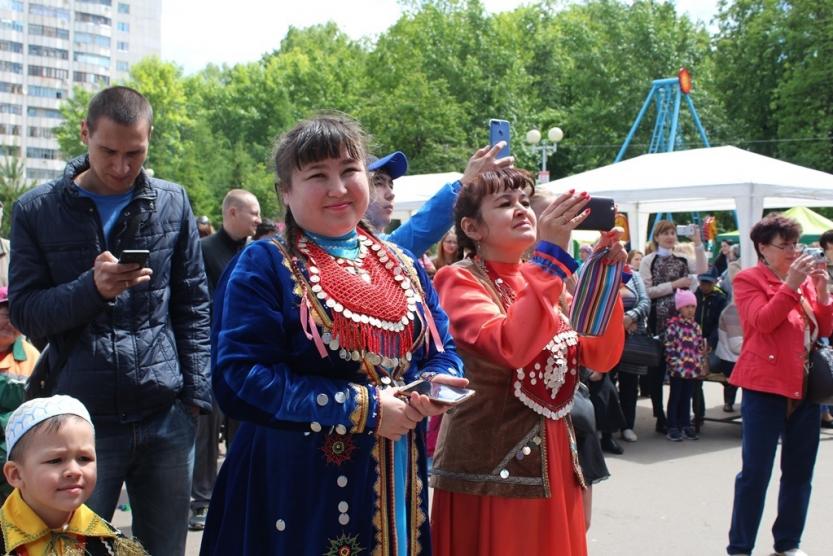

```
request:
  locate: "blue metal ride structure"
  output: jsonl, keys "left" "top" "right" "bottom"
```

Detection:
{"left": 615, "top": 69, "right": 713, "bottom": 238}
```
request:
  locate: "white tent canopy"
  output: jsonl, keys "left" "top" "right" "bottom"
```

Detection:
{"left": 391, "top": 172, "right": 463, "bottom": 220}
{"left": 540, "top": 146, "right": 833, "bottom": 268}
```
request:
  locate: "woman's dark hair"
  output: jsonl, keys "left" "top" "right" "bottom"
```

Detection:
{"left": 749, "top": 213, "right": 802, "bottom": 260}
{"left": 271, "top": 113, "right": 369, "bottom": 252}
{"left": 820, "top": 229, "right": 833, "bottom": 250}
{"left": 453, "top": 167, "right": 535, "bottom": 259}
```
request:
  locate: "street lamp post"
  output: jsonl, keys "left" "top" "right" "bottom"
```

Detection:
{"left": 525, "top": 127, "right": 564, "bottom": 184}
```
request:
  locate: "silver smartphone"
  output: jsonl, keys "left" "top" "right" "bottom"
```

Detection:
{"left": 397, "top": 379, "right": 475, "bottom": 406}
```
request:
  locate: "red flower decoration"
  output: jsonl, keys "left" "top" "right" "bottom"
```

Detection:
{"left": 321, "top": 433, "right": 356, "bottom": 466}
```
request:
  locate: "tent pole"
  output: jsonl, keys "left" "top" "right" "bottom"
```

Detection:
{"left": 735, "top": 193, "right": 764, "bottom": 269}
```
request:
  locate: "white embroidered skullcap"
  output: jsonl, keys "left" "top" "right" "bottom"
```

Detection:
{"left": 5, "top": 395, "right": 93, "bottom": 459}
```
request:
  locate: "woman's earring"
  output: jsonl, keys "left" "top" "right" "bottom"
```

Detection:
{"left": 475, "top": 240, "right": 481, "bottom": 254}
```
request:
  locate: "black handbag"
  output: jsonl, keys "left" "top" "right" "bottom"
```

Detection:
{"left": 570, "top": 382, "right": 596, "bottom": 436}
{"left": 808, "top": 342, "right": 833, "bottom": 405}
{"left": 620, "top": 332, "right": 663, "bottom": 368}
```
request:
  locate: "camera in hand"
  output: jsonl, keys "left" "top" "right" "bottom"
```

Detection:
{"left": 676, "top": 224, "right": 696, "bottom": 237}
{"left": 805, "top": 247, "right": 825, "bottom": 260}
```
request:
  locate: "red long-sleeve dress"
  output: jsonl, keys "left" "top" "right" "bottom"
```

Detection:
{"left": 431, "top": 254, "right": 623, "bottom": 556}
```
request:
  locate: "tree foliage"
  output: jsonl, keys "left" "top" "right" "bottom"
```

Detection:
{"left": 0, "top": 156, "right": 34, "bottom": 237}
{"left": 49, "top": 0, "right": 830, "bottom": 233}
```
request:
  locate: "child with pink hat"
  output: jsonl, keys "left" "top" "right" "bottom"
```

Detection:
{"left": 663, "top": 289, "right": 706, "bottom": 441}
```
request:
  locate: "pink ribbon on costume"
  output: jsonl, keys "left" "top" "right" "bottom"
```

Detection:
{"left": 421, "top": 302, "right": 445, "bottom": 353}
{"left": 300, "top": 297, "right": 328, "bottom": 358}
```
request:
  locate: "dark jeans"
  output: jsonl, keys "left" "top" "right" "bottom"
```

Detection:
{"left": 191, "top": 400, "right": 222, "bottom": 511}
{"left": 720, "top": 359, "right": 738, "bottom": 406}
{"left": 693, "top": 380, "right": 705, "bottom": 423}
{"left": 618, "top": 371, "right": 639, "bottom": 430}
{"left": 587, "top": 373, "right": 626, "bottom": 434}
{"left": 666, "top": 376, "right": 694, "bottom": 431}
{"left": 648, "top": 359, "right": 667, "bottom": 427}
{"left": 727, "top": 389, "right": 821, "bottom": 554}
{"left": 87, "top": 401, "right": 196, "bottom": 556}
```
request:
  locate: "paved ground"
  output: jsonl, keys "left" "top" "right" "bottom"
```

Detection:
{"left": 588, "top": 384, "right": 832, "bottom": 556}
{"left": 112, "top": 382, "right": 832, "bottom": 555}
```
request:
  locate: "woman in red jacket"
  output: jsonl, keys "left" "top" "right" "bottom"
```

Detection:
{"left": 727, "top": 213, "right": 832, "bottom": 556}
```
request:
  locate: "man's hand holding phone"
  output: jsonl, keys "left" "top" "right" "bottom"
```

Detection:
{"left": 94, "top": 250, "right": 153, "bottom": 300}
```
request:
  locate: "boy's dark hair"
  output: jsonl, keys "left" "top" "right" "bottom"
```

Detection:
{"left": 820, "top": 229, "right": 833, "bottom": 250}
{"left": 8, "top": 414, "right": 90, "bottom": 462}
{"left": 86, "top": 86, "right": 153, "bottom": 133}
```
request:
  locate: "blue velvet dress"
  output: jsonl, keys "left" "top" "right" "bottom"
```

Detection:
{"left": 200, "top": 236, "right": 463, "bottom": 556}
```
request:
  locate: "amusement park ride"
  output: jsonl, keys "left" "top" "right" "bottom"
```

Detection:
{"left": 615, "top": 67, "right": 726, "bottom": 240}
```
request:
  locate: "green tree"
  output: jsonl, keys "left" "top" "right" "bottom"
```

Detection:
{"left": 551, "top": 0, "right": 719, "bottom": 174}
{"left": 266, "top": 23, "right": 369, "bottom": 120}
{"left": 774, "top": 0, "right": 833, "bottom": 172}
{"left": 713, "top": 0, "right": 787, "bottom": 157}
{"left": 0, "top": 156, "right": 34, "bottom": 237}
{"left": 55, "top": 87, "right": 94, "bottom": 159}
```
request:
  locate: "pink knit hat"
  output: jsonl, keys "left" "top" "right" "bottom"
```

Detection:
{"left": 675, "top": 289, "right": 697, "bottom": 310}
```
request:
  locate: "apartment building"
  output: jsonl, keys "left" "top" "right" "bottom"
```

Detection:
{"left": 0, "top": 0, "right": 160, "bottom": 181}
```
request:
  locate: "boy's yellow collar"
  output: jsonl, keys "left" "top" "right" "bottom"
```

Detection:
{"left": 0, "top": 488, "right": 116, "bottom": 553}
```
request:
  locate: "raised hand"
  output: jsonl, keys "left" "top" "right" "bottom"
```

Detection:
{"left": 537, "top": 190, "right": 591, "bottom": 250}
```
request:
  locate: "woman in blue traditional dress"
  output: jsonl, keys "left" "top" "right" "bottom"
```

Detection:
{"left": 199, "top": 114, "right": 466, "bottom": 556}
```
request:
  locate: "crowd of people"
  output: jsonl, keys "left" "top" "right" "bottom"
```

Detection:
{"left": 0, "top": 86, "right": 827, "bottom": 556}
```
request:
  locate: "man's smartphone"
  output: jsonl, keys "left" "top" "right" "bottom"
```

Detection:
{"left": 489, "top": 119, "right": 511, "bottom": 158}
{"left": 119, "top": 249, "right": 150, "bottom": 268}
{"left": 397, "top": 379, "right": 475, "bottom": 406}
{"left": 676, "top": 224, "right": 695, "bottom": 237}
{"left": 575, "top": 196, "right": 616, "bottom": 231}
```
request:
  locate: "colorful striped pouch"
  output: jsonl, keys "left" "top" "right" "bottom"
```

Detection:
{"left": 568, "top": 248, "right": 624, "bottom": 336}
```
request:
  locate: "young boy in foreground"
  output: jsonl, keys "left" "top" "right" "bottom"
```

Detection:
{"left": 0, "top": 395, "right": 146, "bottom": 555}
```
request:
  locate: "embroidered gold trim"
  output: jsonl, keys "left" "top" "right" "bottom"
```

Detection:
{"left": 349, "top": 383, "right": 368, "bottom": 433}
{"left": 410, "top": 431, "right": 425, "bottom": 555}
{"left": 371, "top": 439, "right": 388, "bottom": 556}
{"left": 540, "top": 417, "right": 551, "bottom": 498}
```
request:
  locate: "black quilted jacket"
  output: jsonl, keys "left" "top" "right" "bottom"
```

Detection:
{"left": 8, "top": 155, "right": 211, "bottom": 422}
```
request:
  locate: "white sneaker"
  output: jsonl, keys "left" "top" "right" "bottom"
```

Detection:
{"left": 621, "top": 428, "right": 638, "bottom": 442}
{"left": 776, "top": 549, "right": 808, "bottom": 556}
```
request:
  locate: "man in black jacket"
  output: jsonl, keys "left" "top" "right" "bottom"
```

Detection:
{"left": 8, "top": 86, "right": 210, "bottom": 555}
{"left": 189, "top": 188, "right": 259, "bottom": 531}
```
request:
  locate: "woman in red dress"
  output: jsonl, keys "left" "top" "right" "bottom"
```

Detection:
{"left": 430, "top": 168, "right": 625, "bottom": 555}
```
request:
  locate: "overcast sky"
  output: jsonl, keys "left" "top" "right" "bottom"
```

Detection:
{"left": 162, "top": 0, "right": 719, "bottom": 75}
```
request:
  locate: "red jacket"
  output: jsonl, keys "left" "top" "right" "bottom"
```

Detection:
{"left": 730, "top": 262, "right": 833, "bottom": 399}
